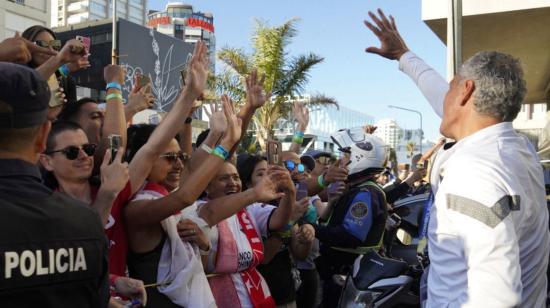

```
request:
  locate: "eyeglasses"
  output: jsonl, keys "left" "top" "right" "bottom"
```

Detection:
{"left": 284, "top": 160, "right": 305, "bottom": 173}
{"left": 34, "top": 40, "right": 62, "bottom": 51}
{"left": 45, "top": 144, "right": 97, "bottom": 160}
{"left": 160, "top": 152, "right": 188, "bottom": 164}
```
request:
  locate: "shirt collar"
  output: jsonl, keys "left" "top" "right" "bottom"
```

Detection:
{"left": 455, "top": 122, "right": 514, "bottom": 148}
{"left": 0, "top": 159, "right": 43, "bottom": 182}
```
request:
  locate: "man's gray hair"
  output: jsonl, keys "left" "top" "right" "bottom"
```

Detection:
{"left": 459, "top": 51, "right": 527, "bottom": 122}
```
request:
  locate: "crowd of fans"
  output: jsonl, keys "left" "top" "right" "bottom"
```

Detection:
{"left": 0, "top": 8, "right": 549, "bottom": 308}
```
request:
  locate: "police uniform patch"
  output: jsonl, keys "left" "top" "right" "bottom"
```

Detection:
{"left": 350, "top": 202, "right": 369, "bottom": 219}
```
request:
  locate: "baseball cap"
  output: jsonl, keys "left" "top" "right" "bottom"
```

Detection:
{"left": 305, "top": 149, "right": 333, "bottom": 159}
{"left": 0, "top": 62, "right": 50, "bottom": 129}
{"left": 300, "top": 155, "right": 316, "bottom": 171}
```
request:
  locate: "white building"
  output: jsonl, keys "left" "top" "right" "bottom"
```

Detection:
{"left": 147, "top": 3, "right": 215, "bottom": 71}
{"left": 51, "top": 0, "right": 146, "bottom": 27}
{"left": 0, "top": 0, "right": 51, "bottom": 40}
{"left": 374, "top": 119, "right": 401, "bottom": 149}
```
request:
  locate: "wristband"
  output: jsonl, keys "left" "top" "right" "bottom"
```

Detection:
{"left": 58, "top": 64, "right": 70, "bottom": 77}
{"left": 292, "top": 131, "right": 304, "bottom": 144}
{"left": 106, "top": 93, "right": 124, "bottom": 102}
{"left": 106, "top": 82, "right": 122, "bottom": 91}
{"left": 317, "top": 174, "right": 327, "bottom": 189}
{"left": 211, "top": 145, "right": 229, "bottom": 160}
{"left": 200, "top": 143, "right": 212, "bottom": 154}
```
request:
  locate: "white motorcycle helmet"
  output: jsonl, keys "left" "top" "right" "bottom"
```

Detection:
{"left": 331, "top": 128, "right": 389, "bottom": 179}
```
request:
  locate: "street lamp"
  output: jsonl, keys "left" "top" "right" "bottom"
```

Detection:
{"left": 388, "top": 105, "right": 423, "bottom": 153}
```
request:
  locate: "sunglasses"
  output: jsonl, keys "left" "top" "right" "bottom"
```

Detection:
{"left": 46, "top": 143, "right": 97, "bottom": 160}
{"left": 160, "top": 152, "right": 188, "bottom": 163}
{"left": 285, "top": 160, "right": 305, "bottom": 173}
{"left": 34, "top": 40, "right": 62, "bottom": 51}
{"left": 316, "top": 156, "right": 334, "bottom": 166}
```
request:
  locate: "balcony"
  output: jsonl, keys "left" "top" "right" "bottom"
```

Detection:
{"left": 67, "top": 1, "right": 89, "bottom": 13}
{"left": 67, "top": 12, "right": 89, "bottom": 25}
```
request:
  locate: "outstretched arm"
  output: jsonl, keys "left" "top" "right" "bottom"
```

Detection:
{"left": 364, "top": 9, "right": 448, "bottom": 117}
{"left": 289, "top": 102, "right": 309, "bottom": 154}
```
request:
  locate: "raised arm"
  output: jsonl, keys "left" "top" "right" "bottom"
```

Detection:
{"left": 36, "top": 39, "right": 86, "bottom": 80}
{"left": 127, "top": 42, "right": 208, "bottom": 195}
{"left": 289, "top": 102, "right": 309, "bottom": 154}
{"left": 198, "top": 174, "right": 284, "bottom": 226}
{"left": 266, "top": 166, "right": 296, "bottom": 231}
{"left": 232, "top": 69, "right": 269, "bottom": 155}
{"left": 0, "top": 32, "right": 57, "bottom": 65}
{"left": 124, "top": 97, "right": 243, "bottom": 227}
{"left": 364, "top": 9, "right": 448, "bottom": 117}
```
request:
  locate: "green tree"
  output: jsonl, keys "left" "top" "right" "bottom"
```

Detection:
{"left": 216, "top": 18, "right": 337, "bottom": 151}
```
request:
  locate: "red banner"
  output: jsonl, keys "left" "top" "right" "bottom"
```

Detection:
{"left": 148, "top": 16, "right": 171, "bottom": 28}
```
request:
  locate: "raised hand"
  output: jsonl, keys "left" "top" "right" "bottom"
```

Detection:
{"left": 363, "top": 124, "right": 377, "bottom": 135}
{"left": 0, "top": 32, "right": 57, "bottom": 64}
{"left": 204, "top": 102, "right": 227, "bottom": 136}
{"left": 293, "top": 102, "right": 309, "bottom": 131}
{"left": 219, "top": 95, "right": 242, "bottom": 148}
{"left": 184, "top": 41, "right": 210, "bottom": 98}
{"left": 127, "top": 84, "right": 155, "bottom": 113}
{"left": 246, "top": 69, "right": 270, "bottom": 109}
{"left": 99, "top": 148, "right": 129, "bottom": 197}
{"left": 56, "top": 38, "right": 87, "bottom": 65}
{"left": 252, "top": 172, "right": 285, "bottom": 202}
{"left": 268, "top": 165, "right": 296, "bottom": 194}
{"left": 291, "top": 197, "right": 310, "bottom": 221}
{"left": 364, "top": 9, "right": 409, "bottom": 60}
{"left": 324, "top": 159, "right": 349, "bottom": 184}
{"left": 67, "top": 54, "right": 91, "bottom": 73}
{"left": 103, "top": 64, "right": 126, "bottom": 85}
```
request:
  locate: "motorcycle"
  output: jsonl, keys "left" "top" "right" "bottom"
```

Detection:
{"left": 336, "top": 193, "right": 429, "bottom": 307}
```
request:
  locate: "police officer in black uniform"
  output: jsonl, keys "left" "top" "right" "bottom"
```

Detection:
{"left": 312, "top": 133, "right": 389, "bottom": 307}
{"left": 0, "top": 62, "right": 109, "bottom": 307}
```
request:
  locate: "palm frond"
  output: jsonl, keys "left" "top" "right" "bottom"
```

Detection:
{"left": 217, "top": 47, "right": 251, "bottom": 76}
{"left": 274, "top": 53, "right": 324, "bottom": 97}
{"left": 306, "top": 93, "right": 339, "bottom": 109}
{"left": 215, "top": 69, "right": 246, "bottom": 103}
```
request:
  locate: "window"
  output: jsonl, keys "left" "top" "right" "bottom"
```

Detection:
{"left": 90, "top": 2, "right": 106, "bottom": 15}
{"left": 129, "top": 6, "right": 142, "bottom": 19}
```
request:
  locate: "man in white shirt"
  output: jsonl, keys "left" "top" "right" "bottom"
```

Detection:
{"left": 364, "top": 9, "right": 549, "bottom": 307}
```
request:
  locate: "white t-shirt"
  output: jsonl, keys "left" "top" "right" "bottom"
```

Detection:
{"left": 183, "top": 201, "right": 275, "bottom": 308}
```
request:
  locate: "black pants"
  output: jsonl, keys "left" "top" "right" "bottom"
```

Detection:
{"left": 296, "top": 268, "right": 319, "bottom": 308}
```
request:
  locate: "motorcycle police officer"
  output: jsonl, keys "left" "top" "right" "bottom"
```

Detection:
{"left": 312, "top": 131, "right": 388, "bottom": 307}
{"left": 0, "top": 63, "right": 109, "bottom": 307}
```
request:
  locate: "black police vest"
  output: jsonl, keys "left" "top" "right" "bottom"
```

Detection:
{"left": 327, "top": 181, "right": 388, "bottom": 253}
{"left": 0, "top": 191, "right": 109, "bottom": 308}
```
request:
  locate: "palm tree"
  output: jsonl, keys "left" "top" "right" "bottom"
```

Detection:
{"left": 216, "top": 18, "right": 338, "bottom": 150}
{"left": 406, "top": 141, "right": 416, "bottom": 159}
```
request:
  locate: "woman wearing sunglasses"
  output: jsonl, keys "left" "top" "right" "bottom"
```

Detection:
{"left": 22, "top": 26, "right": 89, "bottom": 107}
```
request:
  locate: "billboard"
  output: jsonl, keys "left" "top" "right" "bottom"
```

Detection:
{"left": 55, "top": 19, "right": 194, "bottom": 112}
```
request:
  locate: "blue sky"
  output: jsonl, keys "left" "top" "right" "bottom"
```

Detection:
{"left": 148, "top": 0, "right": 448, "bottom": 141}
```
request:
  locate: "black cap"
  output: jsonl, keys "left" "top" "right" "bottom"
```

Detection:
{"left": 0, "top": 62, "right": 50, "bottom": 129}
{"left": 300, "top": 155, "right": 316, "bottom": 171}
{"left": 305, "top": 149, "right": 332, "bottom": 159}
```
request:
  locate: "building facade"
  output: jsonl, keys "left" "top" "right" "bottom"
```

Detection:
{"left": 374, "top": 118, "right": 401, "bottom": 149}
{"left": 52, "top": 0, "right": 146, "bottom": 27}
{"left": 147, "top": 3, "right": 215, "bottom": 71}
{"left": 0, "top": 0, "right": 50, "bottom": 40}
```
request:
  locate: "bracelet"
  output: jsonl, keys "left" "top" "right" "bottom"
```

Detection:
{"left": 317, "top": 175, "right": 327, "bottom": 189}
{"left": 211, "top": 145, "right": 229, "bottom": 160}
{"left": 106, "top": 82, "right": 122, "bottom": 91}
{"left": 292, "top": 131, "right": 304, "bottom": 144}
{"left": 200, "top": 143, "right": 212, "bottom": 154}
{"left": 106, "top": 93, "right": 124, "bottom": 102}
{"left": 58, "top": 64, "right": 70, "bottom": 77}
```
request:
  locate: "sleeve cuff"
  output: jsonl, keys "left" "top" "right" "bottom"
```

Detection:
{"left": 398, "top": 50, "right": 416, "bottom": 72}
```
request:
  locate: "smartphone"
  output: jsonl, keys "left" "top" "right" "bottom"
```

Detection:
{"left": 267, "top": 140, "right": 283, "bottom": 166}
{"left": 108, "top": 134, "right": 122, "bottom": 163}
{"left": 138, "top": 75, "right": 151, "bottom": 87}
{"left": 47, "top": 75, "right": 63, "bottom": 108}
{"left": 296, "top": 181, "right": 308, "bottom": 200}
{"left": 76, "top": 36, "right": 91, "bottom": 53}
